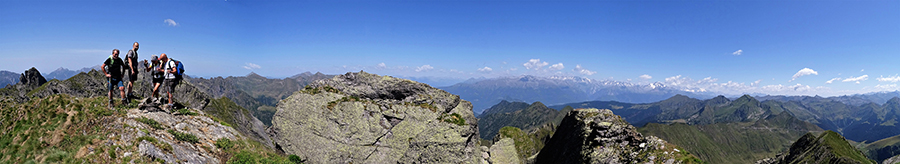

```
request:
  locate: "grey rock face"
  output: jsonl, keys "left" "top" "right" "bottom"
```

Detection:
{"left": 271, "top": 71, "right": 481, "bottom": 163}
{"left": 535, "top": 108, "right": 698, "bottom": 164}
{"left": 489, "top": 138, "right": 520, "bottom": 164}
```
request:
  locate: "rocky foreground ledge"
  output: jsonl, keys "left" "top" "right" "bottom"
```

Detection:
{"left": 270, "top": 71, "right": 482, "bottom": 163}
{"left": 536, "top": 108, "right": 702, "bottom": 164}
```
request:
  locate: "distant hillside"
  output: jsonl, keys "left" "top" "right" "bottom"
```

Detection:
{"left": 43, "top": 66, "right": 100, "bottom": 80}
{"left": 440, "top": 75, "right": 715, "bottom": 114}
{"left": 0, "top": 70, "right": 17, "bottom": 87}
{"left": 758, "top": 131, "right": 875, "bottom": 164}
{"left": 552, "top": 94, "right": 900, "bottom": 143}
{"left": 476, "top": 101, "right": 573, "bottom": 140}
{"left": 189, "top": 71, "right": 334, "bottom": 126}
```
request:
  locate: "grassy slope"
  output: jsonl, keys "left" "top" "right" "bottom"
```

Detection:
{"left": 0, "top": 94, "right": 296, "bottom": 163}
{"left": 639, "top": 114, "right": 820, "bottom": 164}
{"left": 819, "top": 131, "right": 874, "bottom": 164}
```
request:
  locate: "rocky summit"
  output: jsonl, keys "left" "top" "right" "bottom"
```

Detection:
{"left": 270, "top": 71, "right": 481, "bottom": 163}
{"left": 757, "top": 131, "right": 875, "bottom": 164}
{"left": 535, "top": 108, "right": 702, "bottom": 164}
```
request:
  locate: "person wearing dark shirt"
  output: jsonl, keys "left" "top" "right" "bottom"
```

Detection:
{"left": 125, "top": 42, "right": 139, "bottom": 99}
{"left": 102, "top": 49, "right": 127, "bottom": 108}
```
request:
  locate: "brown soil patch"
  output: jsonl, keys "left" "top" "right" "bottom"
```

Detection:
{"left": 48, "top": 110, "right": 78, "bottom": 145}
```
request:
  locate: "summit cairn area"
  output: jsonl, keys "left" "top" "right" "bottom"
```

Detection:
{"left": 270, "top": 71, "right": 482, "bottom": 163}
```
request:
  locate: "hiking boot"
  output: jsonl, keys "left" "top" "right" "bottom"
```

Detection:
{"left": 108, "top": 99, "right": 114, "bottom": 108}
{"left": 122, "top": 99, "right": 129, "bottom": 106}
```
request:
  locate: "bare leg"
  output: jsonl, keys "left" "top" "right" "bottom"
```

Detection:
{"left": 152, "top": 83, "right": 161, "bottom": 98}
{"left": 119, "top": 86, "right": 126, "bottom": 105}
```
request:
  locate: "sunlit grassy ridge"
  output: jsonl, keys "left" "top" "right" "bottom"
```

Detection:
{"left": 0, "top": 94, "right": 300, "bottom": 163}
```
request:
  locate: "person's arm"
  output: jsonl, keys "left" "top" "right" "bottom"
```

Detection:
{"left": 102, "top": 59, "right": 110, "bottom": 78}
{"left": 127, "top": 57, "right": 135, "bottom": 75}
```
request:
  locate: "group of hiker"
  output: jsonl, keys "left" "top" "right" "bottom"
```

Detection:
{"left": 101, "top": 42, "right": 183, "bottom": 110}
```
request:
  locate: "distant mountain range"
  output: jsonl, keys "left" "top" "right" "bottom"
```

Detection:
{"left": 440, "top": 75, "right": 718, "bottom": 114}
{"left": 0, "top": 71, "right": 17, "bottom": 87}
{"left": 188, "top": 71, "right": 334, "bottom": 126}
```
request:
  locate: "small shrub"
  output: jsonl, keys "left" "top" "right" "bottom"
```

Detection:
{"left": 229, "top": 150, "right": 257, "bottom": 164}
{"left": 300, "top": 85, "right": 321, "bottom": 94}
{"left": 167, "top": 130, "right": 199, "bottom": 144}
{"left": 323, "top": 86, "right": 340, "bottom": 93}
{"left": 135, "top": 136, "right": 157, "bottom": 143}
{"left": 175, "top": 108, "right": 198, "bottom": 116}
{"left": 136, "top": 117, "right": 165, "bottom": 130}
{"left": 289, "top": 155, "right": 304, "bottom": 164}
{"left": 439, "top": 113, "right": 466, "bottom": 126}
{"left": 216, "top": 138, "right": 235, "bottom": 150}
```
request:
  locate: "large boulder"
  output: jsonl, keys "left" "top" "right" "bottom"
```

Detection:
{"left": 535, "top": 108, "right": 701, "bottom": 164}
{"left": 271, "top": 71, "right": 481, "bottom": 163}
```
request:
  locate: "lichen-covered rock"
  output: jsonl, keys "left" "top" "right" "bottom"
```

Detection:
{"left": 489, "top": 138, "right": 521, "bottom": 164}
{"left": 271, "top": 71, "right": 481, "bottom": 163}
{"left": 103, "top": 107, "right": 242, "bottom": 164}
{"left": 535, "top": 108, "right": 701, "bottom": 164}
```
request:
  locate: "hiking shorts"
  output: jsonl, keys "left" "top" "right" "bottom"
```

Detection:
{"left": 164, "top": 79, "right": 179, "bottom": 94}
{"left": 125, "top": 69, "right": 138, "bottom": 82}
{"left": 108, "top": 78, "right": 124, "bottom": 91}
{"left": 152, "top": 77, "right": 164, "bottom": 84}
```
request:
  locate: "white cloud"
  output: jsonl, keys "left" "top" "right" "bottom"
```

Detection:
{"left": 878, "top": 75, "right": 900, "bottom": 82}
{"left": 548, "top": 63, "right": 564, "bottom": 71}
{"left": 861, "top": 69, "right": 865, "bottom": 72}
{"left": 164, "top": 19, "right": 178, "bottom": 26}
{"left": 639, "top": 74, "right": 652, "bottom": 80}
{"left": 826, "top": 78, "right": 841, "bottom": 84}
{"left": 415, "top": 65, "right": 433, "bottom": 72}
{"left": 573, "top": 65, "right": 596, "bottom": 75}
{"left": 663, "top": 75, "right": 830, "bottom": 96}
{"left": 842, "top": 75, "right": 868, "bottom": 84}
{"left": 732, "top": 49, "right": 743, "bottom": 56}
{"left": 523, "top": 59, "right": 549, "bottom": 70}
{"left": 509, "top": 68, "right": 518, "bottom": 71}
{"left": 790, "top": 68, "right": 818, "bottom": 82}
{"left": 477, "top": 67, "right": 492, "bottom": 73}
{"left": 376, "top": 63, "right": 387, "bottom": 69}
{"left": 243, "top": 63, "right": 261, "bottom": 70}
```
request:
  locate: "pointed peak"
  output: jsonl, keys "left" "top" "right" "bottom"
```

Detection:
{"left": 735, "top": 94, "right": 758, "bottom": 102}
{"left": 530, "top": 101, "right": 546, "bottom": 108}
{"left": 888, "top": 97, "right": 900, "bottom": 104}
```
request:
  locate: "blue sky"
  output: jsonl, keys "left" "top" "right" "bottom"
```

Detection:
{"left": 1, "top": 0, "right": 898, "bottom": 96}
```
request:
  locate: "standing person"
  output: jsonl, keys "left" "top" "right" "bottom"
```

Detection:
{"left": 124, "top": 42, "right": 139, "bottom": 100}
{"left": 143, "top": 55, "right": 164, "bottom": 101}
{"left": 102, "top": 49, "right": 127, "bottom": 108}
{"left": 158, "top": 53, "right": 178, "bottom": 110}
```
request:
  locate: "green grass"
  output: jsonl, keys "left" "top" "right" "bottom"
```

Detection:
{"left": 167, "top": 130, "right": 200, "bottom": 144}
{"left": 498, "top": 126, "right": 539, "bottom": 160}
{"left": 175, "top": 108, "right": 199, "bottom": 116}
{"left": 0, "top": 94, "right": 118, "bottom": 163}
{"left": 639, "top": 121, "right": 812, "bottom": 164}
{"left": 136, "top": 117, "right": 165, "bottom": 130}
{"left": 216, "top": 138, "right": 235, "bottom": 150}
{"left": 819, "top": 131, "right": 874, "bottom": 163}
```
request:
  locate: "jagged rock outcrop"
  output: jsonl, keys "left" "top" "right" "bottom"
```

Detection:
{"left": 535, "top": 108, "right": 701, "bottom": 164}
{"left": 757, "top": 131, "right": 875, "bottom": 164}
{"left": 270, "top": 71, "right": 481, "bottom": 163}
{"left": 19, "top": 67, "right": 47, "bottom": 88}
